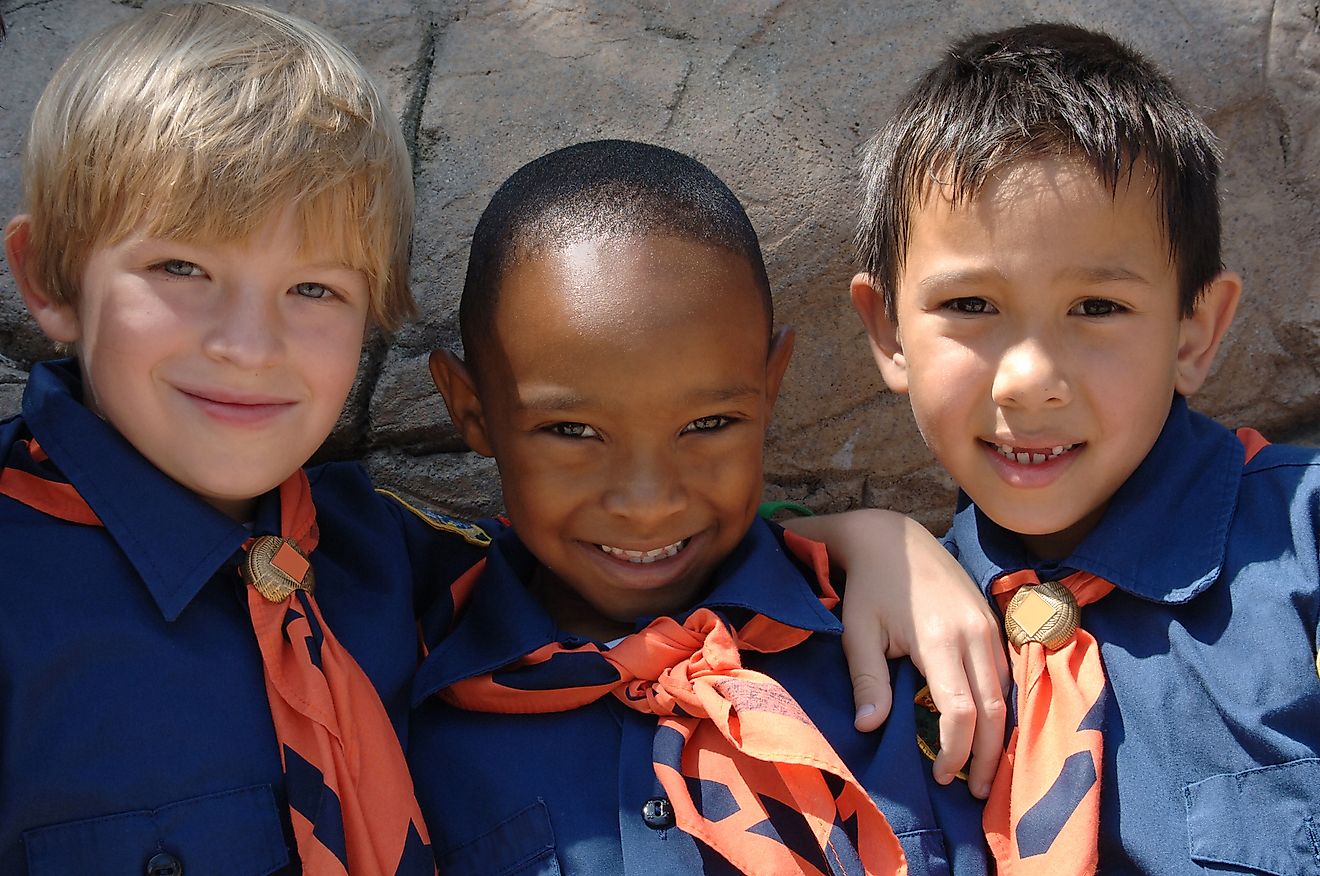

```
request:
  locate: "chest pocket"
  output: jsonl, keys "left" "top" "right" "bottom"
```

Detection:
{"left": 23, "top": 784, "right": 289, "bottom": 876}
{"left": 439, "top": 799, "right": 560, "bottom": 876}
{"left": 1185, "top": 758, "right": 1320, "bottom": 875}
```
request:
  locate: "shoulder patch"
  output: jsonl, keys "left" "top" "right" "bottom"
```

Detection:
{"left": 914, "top": 684, "right": 970, "bottom": 782}
{"left": 375, "top": 488, "right": 492, "bottom": 547}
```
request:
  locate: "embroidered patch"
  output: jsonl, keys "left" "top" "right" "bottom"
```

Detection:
{"left": 374, "top": 488, "right": 491, "bottom": 547}
{"left": 914, "top": 684, "right": 970, "bottom": 782}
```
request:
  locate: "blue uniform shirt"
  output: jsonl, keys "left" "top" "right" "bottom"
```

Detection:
{"left": 0, "top": 359, "right": 479, "bottom": 875}
{"left": 410, "top": 517, "right": 988, "bottom": 875}
{"left": 945, "top": 396, "right": 1320, "bottom": 874}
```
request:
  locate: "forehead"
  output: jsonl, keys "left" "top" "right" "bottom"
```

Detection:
{"left": 486, "top": 234, "right": 771, "bottom": 400}
{"left": 903, "top": 157, "right": 1170, "bottom": 286}
{"left": 496, "top": 234, "right": 767, "bottom": 343}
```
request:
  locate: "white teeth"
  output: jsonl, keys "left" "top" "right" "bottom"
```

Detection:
{"left": 993, "top": 442, "right": 1077, "bottom": 465}
{"left": 598, "top": 538, "right": 689, "bottom": 564}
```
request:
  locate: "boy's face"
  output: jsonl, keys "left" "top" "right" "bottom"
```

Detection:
{"left": 9, "top": 209, "right": 371, "bottom": 520}
{"left": 855, "top": 157, "right": 1234, "bottom": 558}
{"left": 436, "top": 234, "right": 791, "bottom": 638}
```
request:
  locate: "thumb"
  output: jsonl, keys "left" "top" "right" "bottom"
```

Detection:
{"left": 843, "top": 623, "right": 894, "bottom": 732}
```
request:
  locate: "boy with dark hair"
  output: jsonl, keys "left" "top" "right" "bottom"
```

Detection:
{"left": 851, "top": 22, "right": 1320, "bottom": 875}
{"left": 413, "top": 139, "right": 989, "bottom": 875}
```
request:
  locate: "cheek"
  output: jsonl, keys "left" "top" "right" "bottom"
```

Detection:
{"left": 301, "top": 323, "right": 367, "bottom": 407}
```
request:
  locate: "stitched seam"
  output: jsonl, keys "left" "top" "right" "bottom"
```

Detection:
{"left": 1306, "top": 815, "right": 1320, "bottom": 865}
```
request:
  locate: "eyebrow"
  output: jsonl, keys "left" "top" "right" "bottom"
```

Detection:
{"left": 515, "top": 383, "right": 762, "bottom": 413}
{"left": 917, "top": 268, "right": 1002, "bottom": 291}
{"left": 917, "top": 265, "right": 1150, "bottom": 290}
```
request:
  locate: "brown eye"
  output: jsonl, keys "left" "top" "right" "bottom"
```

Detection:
{"left": 549, "top": 422, "right": 598, "bottom": 439}
{"left": 1072, "top": 298, "right": 1124, "bottom": 316}
{"left": 682, "top": 416, "right": 731, "bottom": 433}
{"left": 945, "top": 297, "right": 993, "bottom": 314}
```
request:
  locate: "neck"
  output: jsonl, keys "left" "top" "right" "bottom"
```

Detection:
{"left": 530, "top": 569, "right": 636, "bottom": 641}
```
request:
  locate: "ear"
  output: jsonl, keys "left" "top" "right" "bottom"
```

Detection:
{"left": 1174, "top": 270, "right": 1241, "bottom": 396}
{"left": 428, "top": 349, "right": 495, "bottom": 457}
{"left": 849, "top": 272, "right": 908, "bottom": 394}
{"left": 763, "top": 325, "right": 796, "bottom": 414}
{"left": 5, "top": 216, "right": 81, "bottom": 344}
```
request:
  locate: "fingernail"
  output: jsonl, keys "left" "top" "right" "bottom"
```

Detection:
{"left": 855, "top": 704, "right": 876, "bottom": 720}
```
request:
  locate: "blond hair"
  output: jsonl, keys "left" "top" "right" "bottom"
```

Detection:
{"left": 16, "top": 1, "right": 415, "bottom": 330}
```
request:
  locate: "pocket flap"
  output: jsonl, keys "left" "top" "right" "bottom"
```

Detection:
{"left": 440, "top": 799, "right": 560, "bottom": 876}
{"left": 1185, "top": 758, "right": 1320, "bottom": 875}
{"left": 24, "top": 784, "right": 289, "bottom": 876}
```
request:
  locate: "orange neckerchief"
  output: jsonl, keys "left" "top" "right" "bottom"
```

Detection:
{"left": 0, "top": 441, "right": 433, "bottom": 875}
{"left": 982, "top": 427, "right": 1271, "bottom": 874}
{"left": 983, "top": 570, "right": 1112, "bottom": 874}
{"left": 440, "top": 530, "right": 907, "bottom": 875}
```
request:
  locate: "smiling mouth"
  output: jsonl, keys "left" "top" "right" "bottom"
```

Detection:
{"left": 990, "top": 442, "right": 1079, "bottom": 465}
{"left": 596, "top": 537, "right": 690, "bottom": 564}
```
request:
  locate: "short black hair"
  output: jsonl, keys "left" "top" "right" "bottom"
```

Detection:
{"left": 858, "top": 22, "right": 1222, "bottom": 318}
{"left": 459, "top": 139, "right": 772, "bottom": 369}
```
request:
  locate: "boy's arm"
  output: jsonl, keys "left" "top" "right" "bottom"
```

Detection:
{"left": 782, "top": 509, "right": 1009, "bottom": 799}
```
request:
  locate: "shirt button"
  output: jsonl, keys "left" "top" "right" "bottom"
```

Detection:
{"left": 145, "top": 851, "right": 182, "bottom": 876}
{"left": 641, "top": 796, "right": 676, "bottom": 830}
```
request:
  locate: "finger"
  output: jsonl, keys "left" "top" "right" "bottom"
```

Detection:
{"left": 962, "top": 627, "right": 1010, "bottom": 797}
{"left": 918, "top": 648, "right": 977, "bottom": 786}
{"left": 841, "top": 622, "right": 894, "bottom": 731}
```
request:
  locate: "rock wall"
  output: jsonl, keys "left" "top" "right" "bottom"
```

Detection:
{"left": 2, "top": 0, "right": 1317, "bottom": 531}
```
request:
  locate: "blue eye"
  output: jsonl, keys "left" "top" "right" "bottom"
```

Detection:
{"left": 158, "top": 259, "right": 204, "bottom": 277}
{"left": 293, "top": 282, "right": 332, "bottom": 300}
{"left": 1072, "top": 298, "right": 1125, "bottom": 317}
{"left": 682, "top": 415, "right": 732, "bottom": 433}
{"left": 549, "top": 422, "right": 599, "bottom": 439}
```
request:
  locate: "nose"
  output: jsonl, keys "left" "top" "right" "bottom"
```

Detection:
{"left": 601, "top": 445, "right": 687, "bottom": 526}
{"left": 991, "top": 336, "right": 1071, "bottom": 410}
{"left": 202, "top": 284, "right": 283, "bottom": 370}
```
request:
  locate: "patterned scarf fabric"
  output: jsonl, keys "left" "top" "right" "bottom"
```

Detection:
{"left": 0, "top": 440, "right": 433, "bottom": 875}
{"left": 983, "top": 570, "right": 1112, "bottom": 875}
{"left": 440, "top": 529, "right": 907, "bottom": 875}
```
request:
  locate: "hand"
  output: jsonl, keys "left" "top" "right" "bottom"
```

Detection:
{"left": 782, "top": 509, "right": 1009, "bottom": 798}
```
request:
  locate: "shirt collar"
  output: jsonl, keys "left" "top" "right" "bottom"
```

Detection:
{"left": 948, "top": 395, "right": 1242, "bottom": 604}
{"left": 413, "top": 517, "right": 841, "bottom": 703}
{"left": 23, "top": 359, "right": 253, "bottom": 621}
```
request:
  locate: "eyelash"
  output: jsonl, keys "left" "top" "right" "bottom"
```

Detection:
{"left": 151, "top": 262, "right": 337, "bottom": 300}
{"left": 292, "top": 282, "right": 334, "bottom": 300}
{"left": 545, "top": 415, "right": 735, "bottom": 440}
{"left": 942, "top": 297, "right": 994, "bottom": 314}
{"left": 682, "top": 415, "right": 733, "bottom": 433}
{"left": 941, "top": 297, "right": 1128, "bottom": 317}
{"left": 548, "top": 422, "right": 598, "bottom": 439}
{"left": 157, "top": 259, "right": 205, "bottom": 278}
{"left": 1071, "top": 298, "right": 1126, "bottom": 317}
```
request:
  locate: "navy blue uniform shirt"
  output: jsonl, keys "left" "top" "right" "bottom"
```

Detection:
{"left": 0, "top": 359, "right": 479, "bottom": 875}
{"left": 410, "top": 517, "right": 988, "bottom": 875}
{"left": 946, "top": 396, "right": 1320, "bottom": 874}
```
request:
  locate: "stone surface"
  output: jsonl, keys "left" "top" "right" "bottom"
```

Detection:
{"left": 1, "top": 0, "right": 1317, "bottom": 529}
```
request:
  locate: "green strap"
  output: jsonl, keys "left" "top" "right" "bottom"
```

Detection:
{"left": 757, "top": 500, "right": 814, "bottom": 519}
